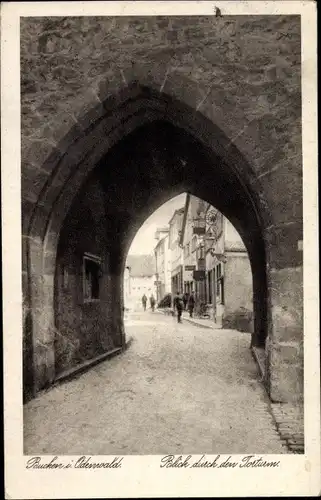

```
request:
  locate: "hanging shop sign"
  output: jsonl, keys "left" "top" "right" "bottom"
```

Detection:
{"left": 193, "top": 226, "right": 206, "bottom": 235}
{"left": 185, "top": 265, "right": 196, "bottom": 271}
{"left": 193, "top": 270, "right": 206, "bottom": 281}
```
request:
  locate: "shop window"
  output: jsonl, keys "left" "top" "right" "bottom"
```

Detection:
{"left": 208, "top": 270, "right": 213, "bottom": 304}
{"left": 219, "top": 277, "right": 225, "bottom": 305}
{"left": 83, "top": 253, "right": 101, "bottom": 302}
{"left": 216, "top": 264, "right": 224, "bottom": 305}
{"left": 212, "top": 268, "right": 216, "bottom": 303}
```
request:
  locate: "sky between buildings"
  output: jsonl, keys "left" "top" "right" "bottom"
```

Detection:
{"left": 128, "top": 193, "right": 187, "bottom": 256}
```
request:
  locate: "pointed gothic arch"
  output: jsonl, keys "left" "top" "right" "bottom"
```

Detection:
{"left": 23, "top": 82, "right": 299, "bottom": 403}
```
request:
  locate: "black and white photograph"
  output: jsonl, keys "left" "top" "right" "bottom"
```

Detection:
{"left": 2, "top": 1, "right": 320, "bottom": 498}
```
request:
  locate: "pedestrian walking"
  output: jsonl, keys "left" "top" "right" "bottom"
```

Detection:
{"left": 142, "top": 294, "right": 147, "bottom": 311}
{"left": 150, "top": 294, "right": 156, "bottom": 312}
{"left": 187, "top": 291, "right": 195, "bottom": 318}
{"left": 183, "top": 292, "right": 189, "bottom": 311}
{"left": 173, "top": 291, "right": 184, "bottom": 323}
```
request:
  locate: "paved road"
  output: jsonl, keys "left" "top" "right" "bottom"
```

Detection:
{"left": 24, "top": 311, "right": 286, "bottom": 455}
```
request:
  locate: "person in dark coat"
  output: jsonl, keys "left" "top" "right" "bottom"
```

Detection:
{"left": 173, "top": 291, "right": 184, "bottom": 323}
{"left": 187, "top": 291, "right": 195, "bottom": 318}
{"left": 150, "top": 294, "right": 156, "bottom": 311}
{"left": 142, "top": 294, "right": 147, "bottom": 311}
{"left": 183, "top": 292, "right": 189, "bottom": 310}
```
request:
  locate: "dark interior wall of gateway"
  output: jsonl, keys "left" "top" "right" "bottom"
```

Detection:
{"left": 54, "top": 179, "right": 119, "bottom": 376}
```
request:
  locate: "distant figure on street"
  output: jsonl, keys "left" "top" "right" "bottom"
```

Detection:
{"left": 183, "top": 292, "right": 189, "bottom": 310}
{"left": 150, "top": 294, "right": 156, "bottom": 312}
{"left": 187, "top": 291, "right": 196, "bottom": 318}
{"left": 142, "top": 294, "right": 147, "bottom": 311}
{"left": 173, "top": 291, "right": 184, "bottom": 323}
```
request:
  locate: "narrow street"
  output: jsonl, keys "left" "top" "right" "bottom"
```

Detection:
{"left": 24, "top": 311, "right": 286, "bottom": 455}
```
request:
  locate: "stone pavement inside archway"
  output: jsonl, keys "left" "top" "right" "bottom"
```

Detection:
{"left": 24, "top": 312, "right": 287, "bottom": 455}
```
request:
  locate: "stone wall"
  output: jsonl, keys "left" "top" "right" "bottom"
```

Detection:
{"left": 21, "top": 15, "right": 301, "bottom": 232}
{"left": 266, "top": 267, "right": 304, "bottom": 402}
{"left": 222, "top": 254, "right": 254, "bottom": 333}
{"left": 21, "top": 15, "right": 303, "bottom": 402}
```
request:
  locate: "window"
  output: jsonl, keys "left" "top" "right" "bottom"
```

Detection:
{"left": 216, "top": 264, "right": 224, "bottom": 305}
{"left": 213, "top": 268, "right": 216, "bottom": 302}
{"left": 83, "top": 253, "right": 101, "bottom": 302}
{"left": 208, "top": 270, "right": 213, "bottom": 304}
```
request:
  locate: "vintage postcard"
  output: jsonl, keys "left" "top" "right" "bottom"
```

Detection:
{"left": 1, "top": 1, "right": 320, "bottom": 498}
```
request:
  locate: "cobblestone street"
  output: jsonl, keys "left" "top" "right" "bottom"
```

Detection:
{"left": 24, "top": 311, "right": 287, "bottom": 455}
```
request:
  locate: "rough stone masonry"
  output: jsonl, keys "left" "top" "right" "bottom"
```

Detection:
{"left": 21, "top": 16, "right": 303, "bottom": 404}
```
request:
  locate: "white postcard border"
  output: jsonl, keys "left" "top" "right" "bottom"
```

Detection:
{"left": 1, "top": 1, "right": 320, "bottom": 498}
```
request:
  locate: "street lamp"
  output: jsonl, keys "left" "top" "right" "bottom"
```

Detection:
{"left": 209, "top": 248, "right": 227, "bottom": 263}
{"left": 196, "top": 240, "right": 205, "bottom": 260}
{"left": 193, "top": 215, "right": 206, "bottom": 236}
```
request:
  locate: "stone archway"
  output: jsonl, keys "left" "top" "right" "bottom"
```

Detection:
{"left": 95, "top": 118, "right": 268, "bottom": 336}
{"left": 24, "top": 82, "right": 302, "bottom": 403}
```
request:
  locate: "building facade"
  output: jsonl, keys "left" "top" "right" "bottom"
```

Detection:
{"left": 154, "top": 228, "right": 171, "bottom": 303}
{"left": 124, "top": 255, "right": 156, "bottom": 311}
{"left": 204, "top": 205, "right": 253, "bottom": 331}
{"left": 168, "top": 208, "right": 185, "bottom": 296}
{"left": 180, "top": 195, "right": 206, "bottom": 300}
{"left": 180, "top": 195, "right": 253, "bottom": 331}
